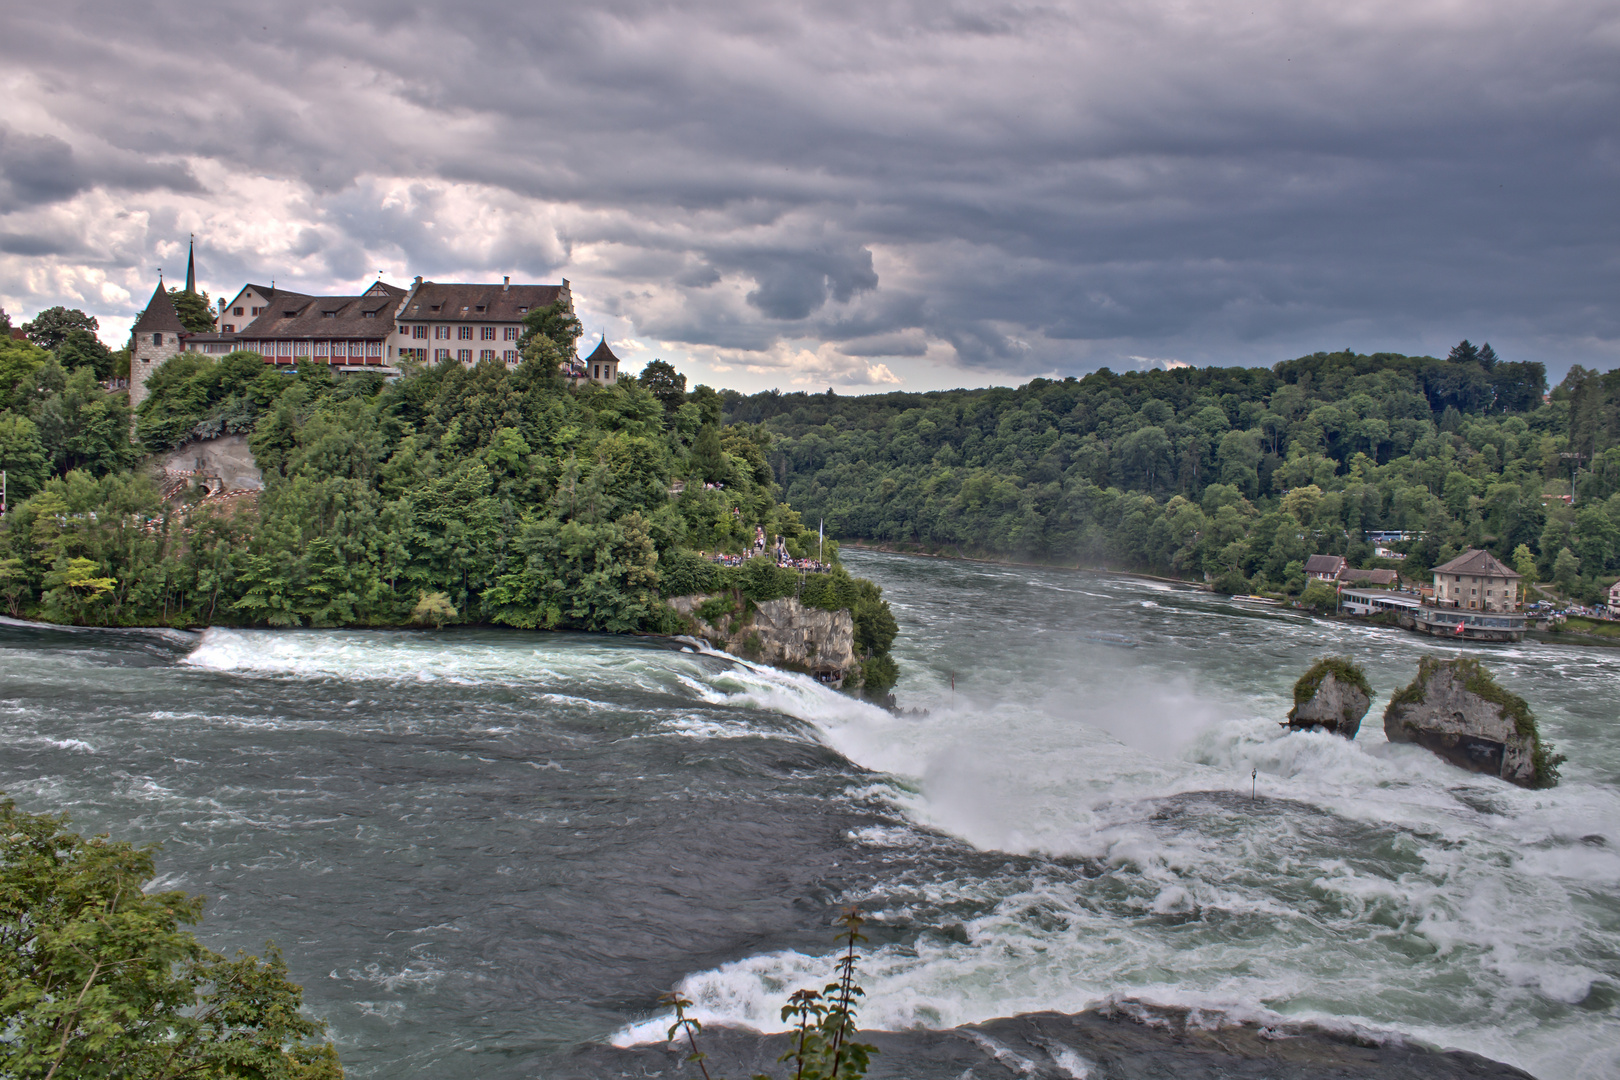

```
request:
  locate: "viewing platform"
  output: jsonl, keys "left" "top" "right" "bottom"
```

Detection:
{"left": 1404, "top": 604, "right": 1527, "bottom": 643}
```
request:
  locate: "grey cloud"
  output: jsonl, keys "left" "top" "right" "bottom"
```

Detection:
{"left": 0, "top": 129, "right": 85, "bottom": 211}
{"left": 3, "top": 0, "right": 1619, "bottom": 379}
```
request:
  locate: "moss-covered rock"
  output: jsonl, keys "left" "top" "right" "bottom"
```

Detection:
{"left": 1287, "top": 657, "right": 1372, "bottom": 737}
{"left": 1383, "top": 656, "right": 1563, "bottom": 788}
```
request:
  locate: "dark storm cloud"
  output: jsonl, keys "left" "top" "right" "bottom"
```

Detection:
{"left": 3, "top": 0, "right": 1618, "bottom": 381}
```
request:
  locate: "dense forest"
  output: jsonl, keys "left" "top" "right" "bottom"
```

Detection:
{"left": 0, "top": 302, "right": 901, "bottom": 696}
{"left": 724, "top": 346, "right": 1620, "bottom": 603}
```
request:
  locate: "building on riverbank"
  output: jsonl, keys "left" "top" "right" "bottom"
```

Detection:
{"left": 1403, "top": 549, "right": 1527, "bottom": 642}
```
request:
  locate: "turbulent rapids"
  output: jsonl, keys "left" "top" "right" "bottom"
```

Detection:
{"left": 2, "top": 548, "right": 1617, "bottom": 1079}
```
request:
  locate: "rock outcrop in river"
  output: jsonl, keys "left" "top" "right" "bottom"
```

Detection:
{"left": 669, "top": 593, "right": 855, "bottom": 683}
{"left": 552, "top": 1002, "right": 1537, "bottom": 1079}
{"left": 1286, "top": 657, "right": 1371, "bottom": 738}
{"left": 1383, "top": 656, "right": 1562, "bottom": 788}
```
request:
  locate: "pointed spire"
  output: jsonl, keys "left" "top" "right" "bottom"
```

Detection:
{"left": 185, "top": 235, "right": 196, "bottom": 294}
{"left": 131, "top": 277, "right": 186, "bottom": 334}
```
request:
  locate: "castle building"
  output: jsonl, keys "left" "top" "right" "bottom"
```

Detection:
{"left": 127, "top": 279, "right": 185, "bottom": 414}
{"left": 234, "top": 280, "right": 407, "bottom": 368}
{"left": 129, "top": 242, "right": 609, "bottom": 429}
{"left": 392, "top": 277, "right": 571, "bottom": 367}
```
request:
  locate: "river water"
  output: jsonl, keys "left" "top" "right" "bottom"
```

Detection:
{"left": 2, "top": 549, "right": 1617, "bottom": 1079}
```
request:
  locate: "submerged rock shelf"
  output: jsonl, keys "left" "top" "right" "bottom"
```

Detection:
{"left": 555, "top": 1003, "right": 1536, "bottom": 1079}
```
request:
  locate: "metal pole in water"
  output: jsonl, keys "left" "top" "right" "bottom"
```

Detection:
{"left": 1251, "top": 768, "right": 1257, "bottom": 800}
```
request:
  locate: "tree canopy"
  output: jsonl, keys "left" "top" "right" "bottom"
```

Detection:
{"left": 21, "top": 308, "right": 98, "bottom": 352}
{"left": 717, "top": 344, "right": 1620, "bottom": 602}
{"left": 0, "top": 795, "right": 344, "bottom": 1079}
{"left": 167, "top": 289, "right": 216, "bottom": 334}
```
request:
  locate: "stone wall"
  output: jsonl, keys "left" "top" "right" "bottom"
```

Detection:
{"left": 669, "top": 593, "right": 855, "bottom": 683}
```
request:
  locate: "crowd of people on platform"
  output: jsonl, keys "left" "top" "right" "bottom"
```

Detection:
{"left": 699, "top": 525, "right": 832, "bottom": 573}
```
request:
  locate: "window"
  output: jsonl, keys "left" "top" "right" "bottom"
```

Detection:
{"left": 435, "top": 348, "right": 450, "bottom": 361}
{"left": 503, "top": 350, "right": 518, "bottom": 363}
{"left": 409, "top": 326, "right": 423, "bottom": 338}
{"left": 324, "top": 311, "right": 336, "bottom": 318}
{"left": 252, "top": 306, "right": 262, "bottom": 315}
{"left": 435, "top": 326, "right": 449, "bottom": 339}
{"left": 315, "top": 342, "right": 329, "bottom": 356}
{"left": 503, "top": 326, "right": 519, "bottom": 341}
{"left": 223, "top": 324, "right": 234, "bottom": 333}
{"left": 480, "top": 349, "right": 496, "bottom": 362}
{"left": 457, "top": 326, "right": 473, "bottom": 340}
{"left": 363, "top": 311, "right": 376, "bottom": 319}
{"left": 153, "top": 333, "right": 163, "bottom": 345}
{"left": 594, "top": 365, "right": 600, "bottom": 379}
{"left": 457, "top": 349, "right": 472, "bottom": 363}
{"left": 481, "top": 326, "right": 496, "bottom": 340}
{"left": 233, "top": 307, "right": 244, "bottom": 316}
{"left": 295, "top": 341, "right": 311, "bottom": 356}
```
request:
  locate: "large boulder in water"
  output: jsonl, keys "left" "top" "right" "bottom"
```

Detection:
{"left": 1286, "top": 657, "right": 1371, "bottom": 738}
{"left": 1383, "top": 656, "right": 1562, "bottom": 788}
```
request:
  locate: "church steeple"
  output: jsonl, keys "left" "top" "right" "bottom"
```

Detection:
{"left": 184, "top": 235, "right": 196, "bottom": 294}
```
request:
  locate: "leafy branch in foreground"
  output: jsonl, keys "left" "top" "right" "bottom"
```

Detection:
{"left": 662, "top": 907, "right": 878, "bottom": 1080}
{"left": 0, "top": 794, "right": 343, "bottom": 1079}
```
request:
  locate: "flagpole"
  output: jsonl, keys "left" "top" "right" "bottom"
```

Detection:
{"left": 818, "top": 518, "right": 824, "bottom": 566}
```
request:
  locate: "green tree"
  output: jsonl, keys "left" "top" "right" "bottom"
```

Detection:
{"left": 519, "top": 299, "right": 583, "bottom": 360}
{"left": 20, "top": 308, "right": 99, "bottom": 352}
{"left": 0, "top": 414, "right": 50, "bottom": 501}
{"left": 54, "top": 329, "right": 115, "bottom": 381}
{"left": 0, "top": 795, "right": 344, "bottom": 1079}
{"left": 1512, "top": 543, "right": 1538, "bottom": 583}
{"left": 1554, "top": 546, "right": 1581, "bottom": 593}
{"left": 1299, "top": 577, "right": 1339, "bottom": 612}
{"left": 167, "top": 288, "right": 216, "bottom": 334}
{"left": 639, "top": 360, "right": 687, "bottom": 415}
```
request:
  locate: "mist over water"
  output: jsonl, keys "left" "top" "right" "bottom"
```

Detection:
{"left": 2, "top": 550, "right": 1617, "bottom": 1079}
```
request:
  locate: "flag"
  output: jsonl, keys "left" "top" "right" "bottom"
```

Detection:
{"left": 1455, "top": 621, "right": 1465, "bottom": 634}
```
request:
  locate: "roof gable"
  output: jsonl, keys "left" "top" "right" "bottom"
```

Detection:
{"left": 1431, "top": 548, "right": 1520, "bottom": 578}
{"left": 584, "top": 337, "right": 620, "bottom": 365}
{"left": 402, "top": 281, "right": 564, "bottom": 323}
{"left": 131, "top": 281, "right": 187, "bottom": 334}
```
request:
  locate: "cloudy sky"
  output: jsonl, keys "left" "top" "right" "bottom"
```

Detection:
{"left": 3, "top": 0, "right": 1617, "bottom": 391}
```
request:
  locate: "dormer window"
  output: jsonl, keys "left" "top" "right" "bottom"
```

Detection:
{"left": 363, "top": 311, "right": 376, "bottom": 318}
{"left": 284, "top": 310, "right": 297, "bottom": 317}
{"left": 429, "top": 305, "right": 440, "bottom": 312}
{"left": 475, "top": 305, "right": 486, "bottom": 313}
{"left": 324, "top": 311, "right": 336, "bottom": 318}
{"left": 518, "top": 307, "right": 528, "bottom": 314}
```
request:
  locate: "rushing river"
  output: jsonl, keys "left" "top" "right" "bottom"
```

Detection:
{"left": 2, "top": 549, "right": 1618, "bottom": 1079}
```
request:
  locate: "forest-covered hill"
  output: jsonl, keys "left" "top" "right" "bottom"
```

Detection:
{"left": 723, "top": 347, "right": 1620, "bottom": 602}
{"left": 0, "top": 312, "right": 901, "bottom": 694}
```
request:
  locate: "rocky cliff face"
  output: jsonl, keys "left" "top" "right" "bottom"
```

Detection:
{"left": 1287, "top": 659, "right": 1371, "bottom": 738}
{"left": 1383, "top": 656, "right": 1559, "bottom": 788}
{"left": 669, "top": 593, "right": 855, "bottom": 683}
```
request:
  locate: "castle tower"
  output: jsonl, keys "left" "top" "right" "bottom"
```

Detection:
{"left": 184, "top": 236, "right": 196, "bottom": 295}
{"left": 128, "top": 277, "right": 185, "bottom": 421}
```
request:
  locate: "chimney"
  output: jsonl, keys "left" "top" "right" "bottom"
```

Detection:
{"left": 503, "top": 276, "right": 510, "bottom": 291}
{"left": 414, "top": 275, "right": 422, "bottom": 286}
